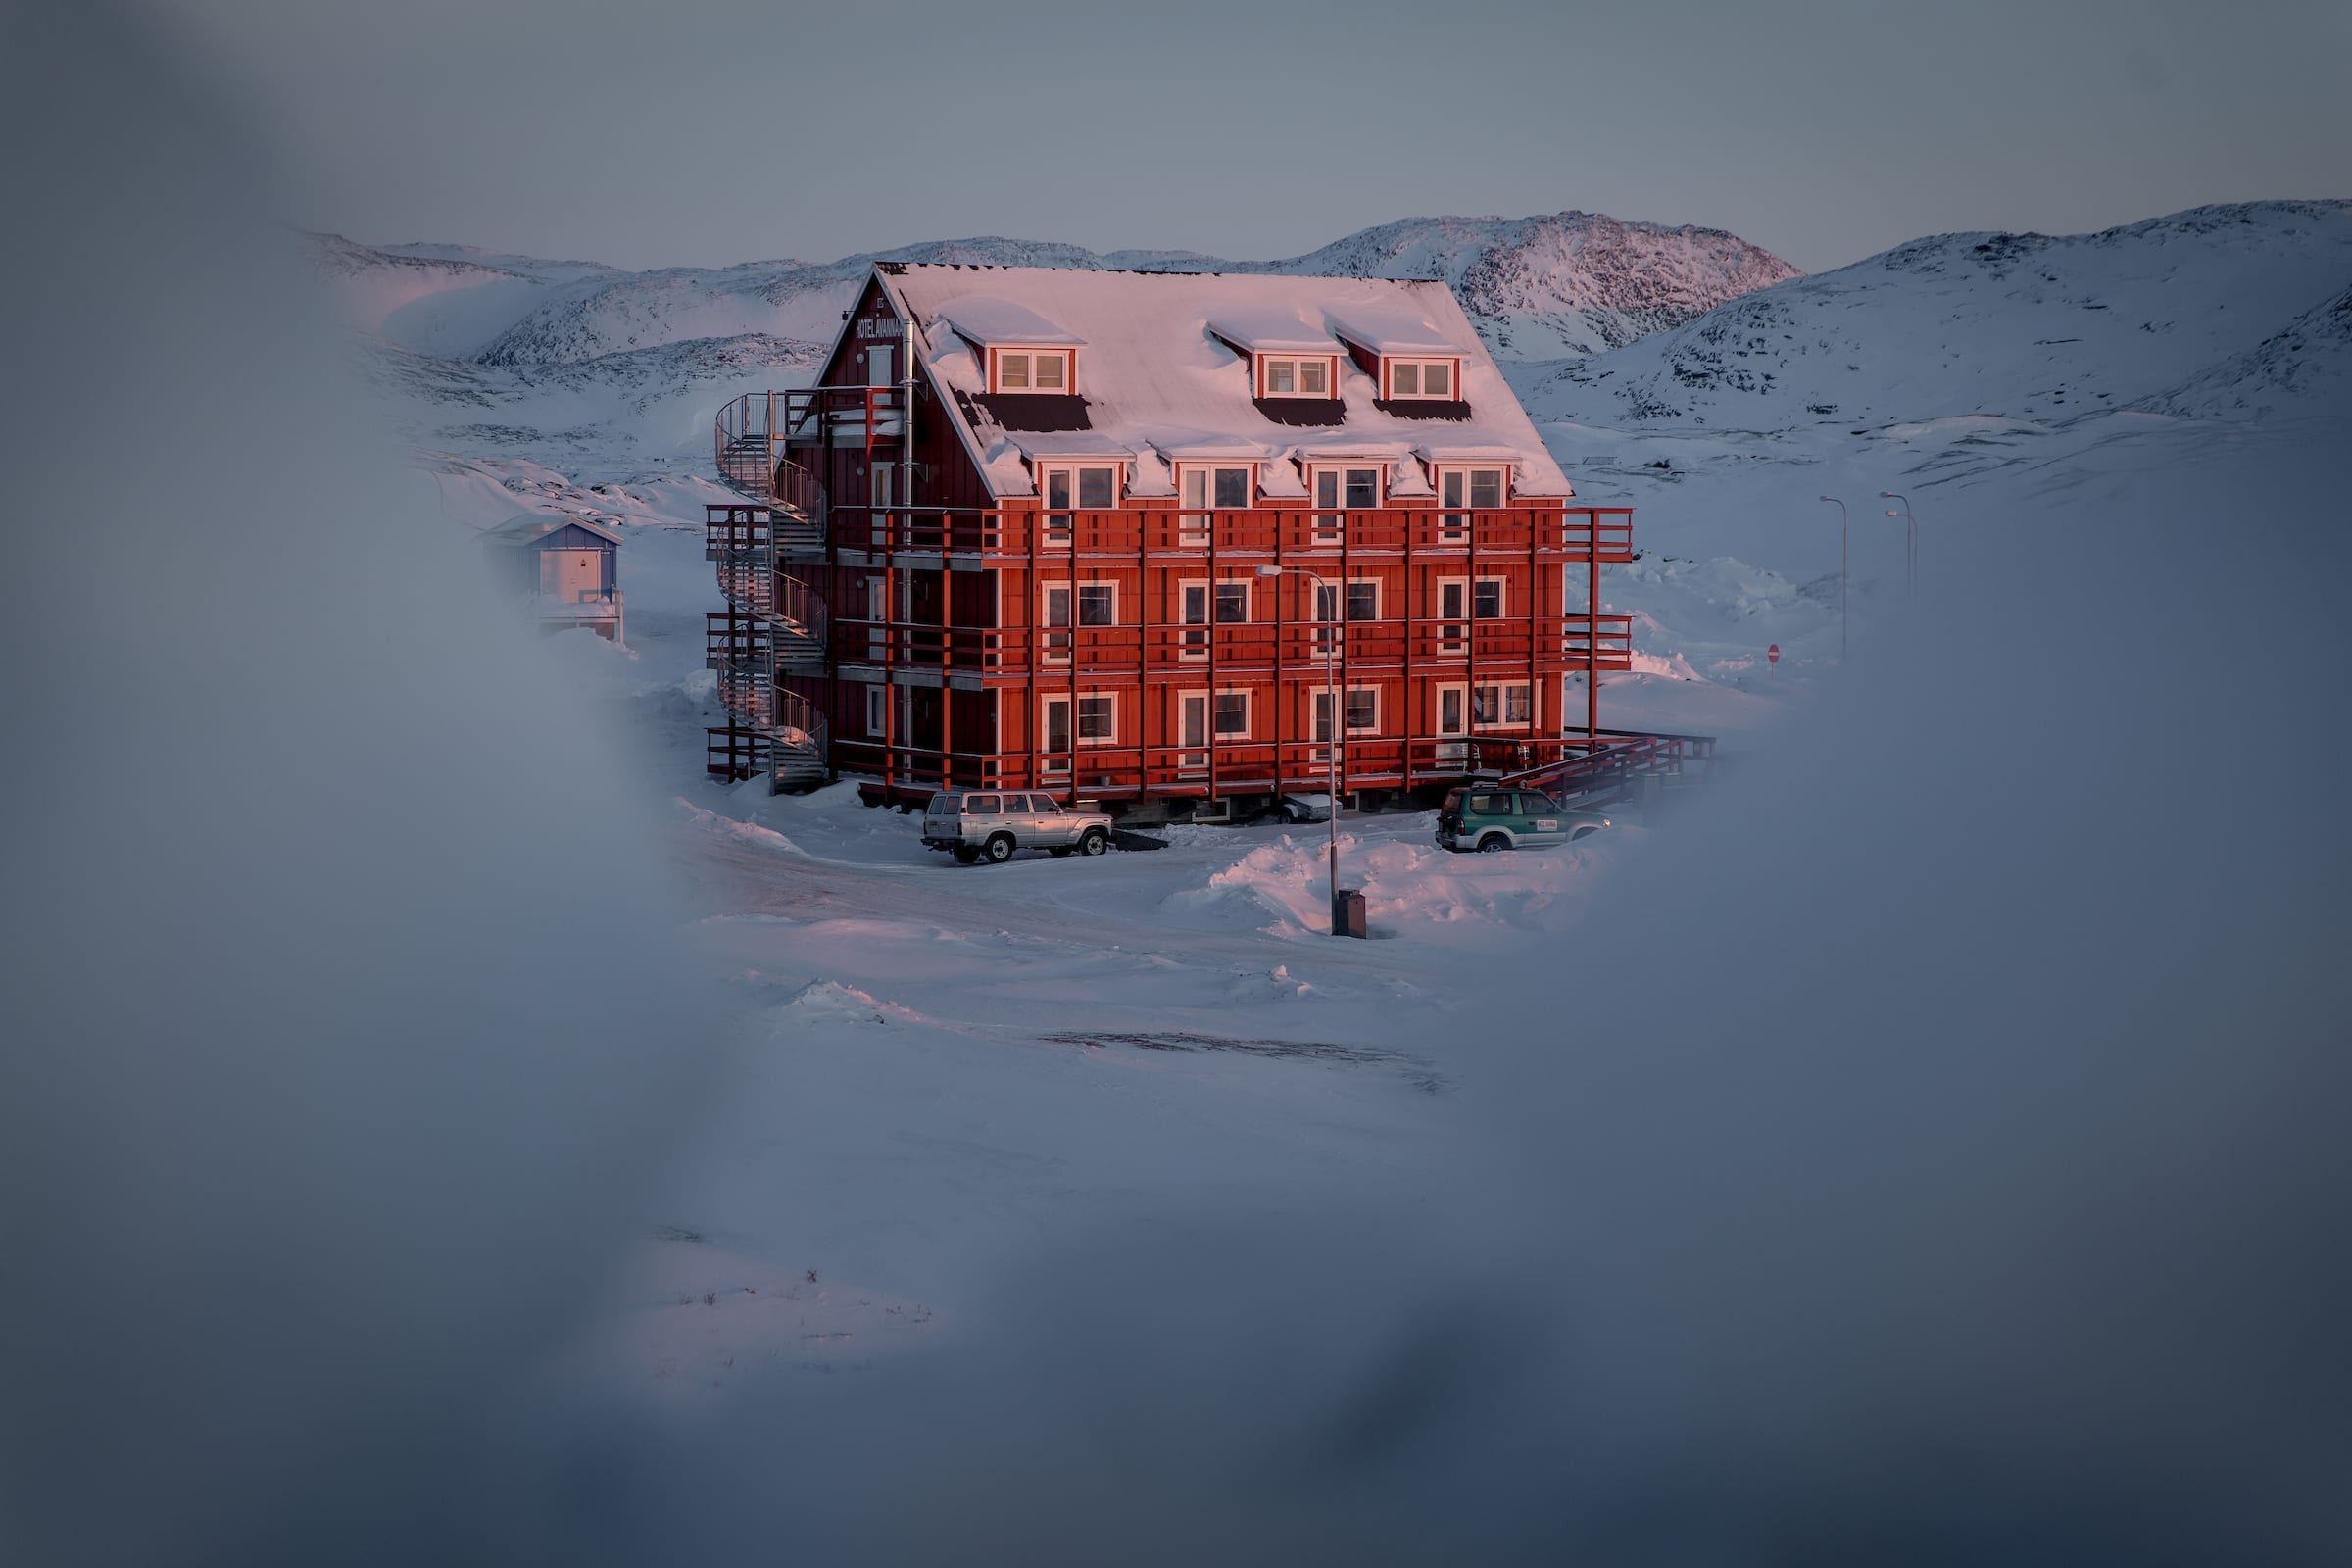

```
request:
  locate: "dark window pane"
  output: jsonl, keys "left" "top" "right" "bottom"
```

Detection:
{"left": 1214, "top": 693, "right": 1248, "bottom": 735}
{"left": 1213, "top": 584, "right": 1249, "bottom": 623}
{"left": 1077, "top": 467, "right": 1114, "bottom": 508}
{"left": 1078, "top": 586, "right": 1114, "bottom": 625}
{"left": 1470, "top": 468, "right": 1502, "bottom": 508}
{"left": 1347, "top": 582, "right": 1378, "bottom": 621}
{"left": 1315, "top": 471, "right": 1338, "bottom": 508}
{"left": 1346, "top": 690, "right": 1376, "bottom": 730}
{"left": 1474, "top": 582, "right": 1502, "bottom": 618}
{"left": 1213, "top": 468, "right": 1250, "bottom": 508}
{"left": 1345, "top": 470, "right": 1378, "bottom": 508}
{"left": 1425, "top": 362, "right": 1451, "bottom": 396}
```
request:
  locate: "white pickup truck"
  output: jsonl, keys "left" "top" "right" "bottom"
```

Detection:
{"left": 922, "top": 789, "right": 1115, "bottom": 864}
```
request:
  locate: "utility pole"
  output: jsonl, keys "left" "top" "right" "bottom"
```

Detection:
{"left": 1881, "top": 491, "right": 1917, "bottom": 595}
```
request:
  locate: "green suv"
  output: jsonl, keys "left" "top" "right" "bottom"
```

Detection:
{"left": 1435, "top": 786, "right": 1610, "bottom": 854}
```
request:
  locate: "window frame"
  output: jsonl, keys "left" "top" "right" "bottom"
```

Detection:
{"left": 1176, "top": 463, "right": 1254, "bottom": 548}
{"left": 864, "top": 682, "right": 887, "bottom": 739}
{"left": 1345, "top": 579, "right": 1380, "bottom": 623}
{"left": 1040, "top": 582, "right": 1073, "bottom": 665}
{"left": 1038, "top": 461, "right": 1120, "bottom": 548}
{"left": 1211, "top": 687, "right": 1251, "bottom": 741}
{"left": 1473, "top": 577, "right": 1506, "bottom": 620}
{"left": 1257, "top": 355, "right": 1336, "bottom": 399}
{"left": 1383, "top": 357, "right": 1460, "bottom": 401}
{"left": 1074, "top": 691, "right": 1118, "bottom": 747}
{"left": 1076, "top": 581, "right": 1118, "bottom": 628}
{"left": 992, "top": 347, "right": 1076, "bottom": 395}
{"left": 1436, "top": 466, "right": 1507, "bottom": 542}
{"left": 1472, "top": 680, "right": 1535, "bottom": 730}
{"left": 1436, "top": 576, "right": 1469, "bottom": 654}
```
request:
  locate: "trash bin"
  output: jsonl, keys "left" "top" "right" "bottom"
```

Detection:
{"left": 1331, "top": 888, "right": 1368, "bottom": 939}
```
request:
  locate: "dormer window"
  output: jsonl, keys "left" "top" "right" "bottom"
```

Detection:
{"left": 1385, "top": 358, "right": 1457, "bottom": 400}
{"left": 1258, "top": 356, "right": 1334, "bottom": 398}
{"left": 992, "top": 348, "right": 1074, "bottom": 394}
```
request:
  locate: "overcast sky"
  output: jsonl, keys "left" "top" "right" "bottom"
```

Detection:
{"left": 160, "top": 0, "right": 2350, "bottom": 275}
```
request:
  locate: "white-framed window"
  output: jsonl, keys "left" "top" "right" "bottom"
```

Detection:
{"left": 1314, "top": 686, "right": 1380, "bottom": 737}
{"left": 1177, "top": 464, "right": 1251, "bottom": 547}
{"left": 1433, "top": 681, "right": 1469, "bottom": 761}
{"left": 1041, "top": 582, "right": 1072, "bottom": 664}
{"left": 1384, "top": 358, "right": 1457, "bottom": 400}
{"left": 1177, "top": 690, "right": 1211, "bottom": 771}
{"left": 1472, "top": 681, "right": 1534, "bottom": 728}
{"left": 1436, "top": 577, "right": 1468, "bottom": 654}
{"left": 1474, "top": 578, "right": 1506, "bottom": 619}
{"left": 1346, "top": 579, "right": 1380, "bottom": 622}
{"left": 1077, "top": 582, "right": 1117, "bottom": 627}
{"left": 1040, "top": 463, "right": 1117, "bottom": 548}
{"left": 1040, "top": 694, "right": 1071, "bottom": 772}
{"left": 1258, "top": 356, "right": 1333, "bottom": 398}
{"left": 865, "top": 576, "right": 888, "bottom": 660}
{"left": 864, "top": 683, "right": 888, "bottom": 738}
{"left": 1310, "top": 466, "right": 1381, "bottom": 543}
{"left": 995, "top": 349, "right": 1073, "bottom": 394}
{"left": 1076, "top": 691, "right": 1117, "bottom": 745}
{"left": 1179, "top": 580, "right": 1210, "bottom": 660}
{"left": 1213, "top": 688, "right": 1250, "bottom": 740}
{"left": 1437, "top": 466, "right": 1504, "bottom": 541}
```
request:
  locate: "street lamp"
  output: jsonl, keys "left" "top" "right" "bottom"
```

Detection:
{"left": 1257, "top": 564, "right": 1343, "bottom": 934}
{"left": 1819, "top": 495, "right": 1847, "bottom": 661}
{"left": 1880, "top": 491, "right": 1917, "bottom": 594}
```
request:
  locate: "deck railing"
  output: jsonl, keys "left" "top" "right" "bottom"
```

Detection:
{"left": 819, "top": 503, "right": 1634, "bottom": 561}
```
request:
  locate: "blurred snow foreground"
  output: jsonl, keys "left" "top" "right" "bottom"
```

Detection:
{"left": 3, "top": 8, "right": 2347, "bottom": 1566}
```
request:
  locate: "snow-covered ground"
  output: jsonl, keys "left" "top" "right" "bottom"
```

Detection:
{"left": 362, "top": 199, "right": 2351, "bottom": 1416}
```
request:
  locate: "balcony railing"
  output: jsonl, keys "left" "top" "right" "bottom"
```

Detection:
{"left": 823, "top": 615, "right": 1635, "bottom": 676}
{"left": 824, "top": 504, "right": 1634, "bottom": 561}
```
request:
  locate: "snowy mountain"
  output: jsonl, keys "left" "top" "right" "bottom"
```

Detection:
{"left": 318, "top": 211, "right": 1796, "bottom": 370}
{"left": 1256, "top": 211, "right": 1800, "bottom": 358}
{"left": 2140, "top": 280, "right": 2352, "bottom": 422}
{"left": 1520, "top": 201, "right": 2352, "bottom": 430}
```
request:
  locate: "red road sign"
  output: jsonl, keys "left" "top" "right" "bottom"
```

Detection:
{"left": 1767, "top": 643, "right": 1781, "bottom": 664}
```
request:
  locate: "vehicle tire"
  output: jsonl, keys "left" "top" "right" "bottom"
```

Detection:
{"left": 1078, "top": 827, "right": 1109, "bottom": 857}
{"left": 954, "top": 846, "right": 979, "bottom": 865}
{"left": 983, "top": 832, "right": 1016, "bottom": 864}
{"left": 1477, "top": 833, "right": 1509, "bottom": 854}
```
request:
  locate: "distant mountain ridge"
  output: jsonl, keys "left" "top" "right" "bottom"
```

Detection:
{"left": 318, "top": 210, "right": 1799, "bottom": 369}
{"left": 1520, "top": 200, "right": 2352, "bottom": 430}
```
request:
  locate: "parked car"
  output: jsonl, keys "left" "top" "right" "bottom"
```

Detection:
{"left": 922, "top": 789, "right": 1114, "bottom": 864}
{"left": 1435, "top": 786, "right": 1610, "bottom": 853}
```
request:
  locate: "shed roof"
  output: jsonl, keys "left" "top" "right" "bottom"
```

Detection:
{"left": 875, "top": 267, "right": 1570, "bottom": 501}
{"left": 1328, "top": 307, "right": 1464, "bottom": 358}
{"left": 937, "top": 296, "right": 1086, "bottom": 347}
{"left": 483, "top": 514, "right": 623, "bottom": 548}
{"left": 1205, "top": 308, "right": 1343, "bottom": 356}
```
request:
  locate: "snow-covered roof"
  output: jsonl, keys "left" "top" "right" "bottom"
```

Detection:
{"left": 1328, "top": 306, "right": 1463, "bottom": 358}
{"left": 874, "top": 265, "right": 1572, "bottom": 500}
{"left": 1205, "top": 308, "right": 1343, "bottom": 356}
{"left": 483, "top": 514, "right": 622, "bottom": 547}
{"left": 936, "top": 296, "right": 1085, "bottom": 347}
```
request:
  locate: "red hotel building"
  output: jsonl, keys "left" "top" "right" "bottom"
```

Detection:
{"left": 707, "top": 263, "right": 1645, "bottom": 815}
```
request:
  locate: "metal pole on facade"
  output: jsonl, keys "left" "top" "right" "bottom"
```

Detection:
{"left": 1820, "top": 496, "right": 1848, "bottom": 661}
{"left": 1880, "top": 492, "right": 1916, "bottom": 595}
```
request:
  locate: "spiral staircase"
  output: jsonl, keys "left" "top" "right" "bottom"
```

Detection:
{"left": 705, "top": 416, "right": 833, "bottom": 791}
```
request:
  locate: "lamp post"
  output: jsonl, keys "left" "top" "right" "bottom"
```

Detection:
{"left": 1880, "top": 491, "right": 1917, "bottom": 594}
{"left": 1819, "top": 495, "right": 1848, "bottom": 661}
{"left": 1258, "top": 564, "right": 1341, "bottom": 933}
